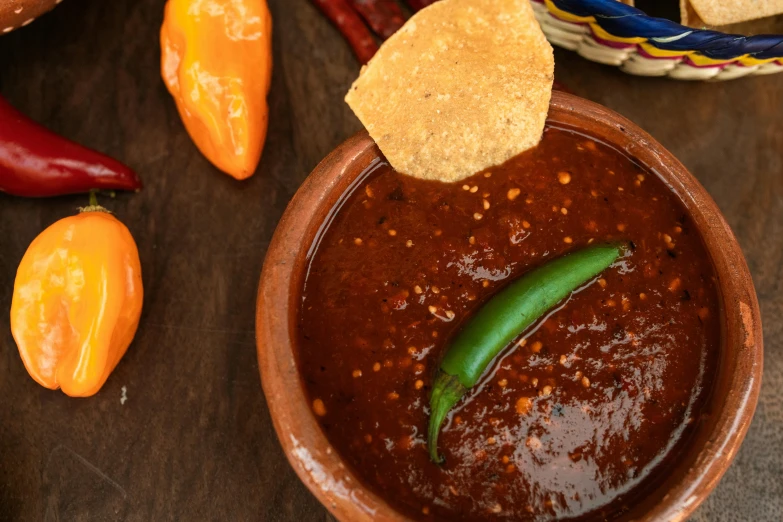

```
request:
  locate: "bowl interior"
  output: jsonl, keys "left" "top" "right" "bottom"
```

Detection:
{"left": 256, "top": 91, "right": 762, "bottom": 522}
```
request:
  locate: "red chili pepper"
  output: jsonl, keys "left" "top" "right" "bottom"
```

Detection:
{"left": 311, "top": 0, "right": 379, "bottom": 65}
{"left": 348, "top": 0, "right": 406, "bottom": 39}
{"left": 405, "top": 0, "right": 437, "bottom": 11}
{"left": 0, "top": 95, "right": 142, "bottom": 198}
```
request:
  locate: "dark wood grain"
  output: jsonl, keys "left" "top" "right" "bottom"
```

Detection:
{"left": 0, "top": 1, "right": 780, "bottom": 520}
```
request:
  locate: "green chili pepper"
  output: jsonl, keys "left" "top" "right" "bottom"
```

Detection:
{"left": 427, "top": 242, "right": 626, "bottom": 463}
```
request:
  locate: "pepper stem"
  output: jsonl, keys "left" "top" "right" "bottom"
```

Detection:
{"left": 427, "top": 370, "right": 467, "bottom": 464}
{"left": 79, "top": 190, "right": 111, "bottom": 214}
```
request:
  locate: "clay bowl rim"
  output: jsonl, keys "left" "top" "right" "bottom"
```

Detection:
{"left": 256, "top": 91, "right": 763, "bottom": 522}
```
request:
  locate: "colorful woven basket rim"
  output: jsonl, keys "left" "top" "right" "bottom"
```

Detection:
{"left": 535, "top": 0, "right": 783, "bottom": 62}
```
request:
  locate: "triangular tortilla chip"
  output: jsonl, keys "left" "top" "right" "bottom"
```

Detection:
{"left": 345, "top": 0, "right": 554, "bottom": 183}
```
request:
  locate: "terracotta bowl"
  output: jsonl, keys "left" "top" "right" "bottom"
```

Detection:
{"left": 256, "top": 91, "right": 763, "bottom": 521}
{"left": 0, "top": 0, "right": 61, "bottom": 33}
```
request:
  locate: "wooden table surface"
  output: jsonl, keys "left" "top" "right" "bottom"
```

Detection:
{"left": 0, "top": 1, "right": 780, "bottom": 520}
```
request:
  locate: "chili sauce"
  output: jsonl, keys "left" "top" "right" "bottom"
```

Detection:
{"left": 297, "top": 127, "right": 720, "bottom": 521}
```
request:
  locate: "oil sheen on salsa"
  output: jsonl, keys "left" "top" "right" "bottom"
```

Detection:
{"left": 297, "top": 127, "right": 719, "bottom": 521}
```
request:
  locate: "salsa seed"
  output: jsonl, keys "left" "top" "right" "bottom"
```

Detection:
{"left": 462, "top": 184, "right": 470, "bottom": 191}
{"left": 354, "top": 238, "right": 363, "bottom": 245}
{"left": 469, "top": 236, "right": 476, "bottom": 245}
{"left": 639, "top": 292, "right": 647, "bottom": 300}
{"left": 408, "top": 346, "right": 418, "bottom": 355}
{"left": 483, "top": 192, "right": 490, "bottom": 198}
{"left": 506, "top": 464, "right": 516, "bottom": 473}
{"left": 384, "top": 359, "right": 393, "bottom": 368}
{"left": 516, "top": 397, "right": 532, "bottom": 415}
{"left": 542, "top": 385, "right": 552, "bottom": 396}
{"left": 518, "top": 339, "right": 527, "bottom": 347}
{"left": 522, "top": 220, "right": 531, "bottom": 229}
{"left": 406, "top": 240, "right": 413, "bottom": 248}
{"left": 312, "top": 399, "right": 327, "bottom": 416}
{"left": 590, "top": 190, "right": 598, "bottom": 197}
{"left": 365, "top": 186, "right": 374, "bottom": 198}
{"left": 617, "top": 223, "right": 626, "bottom": 232}
{"left": 487, "top": 436, "right": 496, "bottom": 445}
{"left": 558, "top": 171, "right": 572, "bottom": 185}
{"left": 561, "top": 207, "right": 568, "bottom": 215}
{"left": 563, "top": 237, "right": 573, "bottom": 244}
{"left": 663, "top": 233, "right": 673, "bottom": 244}
{"left": 483, "top": 199, "right": 490, "bottom": 210}
{"left": 484, "top": 172, "right": 492, "bottom": 178}
{"left": 470, "top": 186, "right": 479, "bottom": 193}
{"left": 431, "top": 286, "right": 440, "bottom": 294}
{"left": 531, "top": 341, "right": 542, "bottom": 353}
{"left": 634, "top": 180, "right": 641, "bottom": 187}
{"left": 364, "top": 434, "right": 372, "bottom": 443}
{"left": 502, "top": 455, "right": 510, "bottom": 464}
{"left": 605, "top": 299, "right": 616, "bottom": 307}
{"left": 618, "top": 186, "right": 624, "bottom": 192}
{"left": 373, "top": 362, "right": 381, "bottom": 372}
{"left": 507, "top": 188, "right": 521, "bottom": 201}
{"left": 415, "top": 380, "right": 424, "bottom": 390}
{"left": 637, "top": 174, "right": 645, "bottom": 181}
{"left": 352, "top": 369, "right": 362, "bottom": 378}
{"left": 432, "top": 331, "right": 438, "bottom": 338}
{"left": 445, "top": 310, "right": 456, "bottom": 320}
{"left": 598, "top": 278, "right": 607, "bottom": 288}
{"left": 525, "top": 198, "right": 533, "bottom": 204}
{"left": 559, "top": 355, "right": 567, "bottom": 365}
{"left": 698, "top": 307, "right": 710, "bottom": 320}
{"left": 526, "top": 436, "right": 542, "bottom": 450}
{"left": 388, "top": 229, "right": 397, "bottom": 236}
{"left": 531, "top": 377, "right": 539, "bottom": 387}
{"left": 434, "top": 229, "right": 442, "bottom": 236}
{"left": 498, "top": 378, "right": 508, "bottom": 387}
{"left": 422, "top": 506, "right": 430, "bottom": 515}
{"left": 668, "top": 278, "right": 682, "bottom": 292}
{"left": 428, "top": 305, "right": 437, "bottom": 314}
{"left": 474, "top": 212, "right": 483, "bottom": 220}
{"left": 414, "top": 285, "right": 423, "bottom": 294}
{"left": 482, "top": 280, "right": 490, "bottom": 288}
{"left": 674, "top": 226, "right": 682, "bottom": 234}
{"left": 388, "top": 392, "right": 400, "bottom": 400}
{"left": 552, "top": 205, "right": 559, "bottom": 212}
{"left": 582, "top": 376, "right": 591, "bottom": 388}
{"left": 491, "top": 504, "right": 503, "bottom": 514}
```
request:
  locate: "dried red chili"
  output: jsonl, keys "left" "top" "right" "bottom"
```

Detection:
{"left": 0, "top": 96, "right": 141, "bottom": 198}
{"left": 311, "top": 0, "right": 379, "bottom": 64}
{"left": 349, "top": 0, "right": 406, "bottom": 39}
{"left": 405, "top": 0, "right": 437, "bottom": 11}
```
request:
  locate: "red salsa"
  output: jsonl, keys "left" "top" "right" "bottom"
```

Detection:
{"left": 297, "top": 127, "right": 719, "bottom": 520}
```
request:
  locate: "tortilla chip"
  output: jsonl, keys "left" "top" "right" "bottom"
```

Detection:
{"left": 680, "top": 0, "right": 706, "bottom": 28}
{"left": 345, "top": 0, "right": 554, "bottom": 183}
{"left": 685, "top": 0, "right": 783, "bottom": 26}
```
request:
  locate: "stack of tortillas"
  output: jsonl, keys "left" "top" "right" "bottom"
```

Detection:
{"left": 345, "top": 0, "right": 554, "bottom": 183}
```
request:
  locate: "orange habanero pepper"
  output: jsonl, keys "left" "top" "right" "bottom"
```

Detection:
{"left": 10, "top": 201, "right": 143, "bottom": 397}
{"left": 160, "top": 0, "right": 273, "bottom": 180}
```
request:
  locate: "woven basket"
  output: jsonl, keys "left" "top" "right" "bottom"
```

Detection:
{"left": 532, "top": 0, "right": 783, "bottom": 80}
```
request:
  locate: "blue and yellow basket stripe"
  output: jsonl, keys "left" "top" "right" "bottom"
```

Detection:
{"left": 532, "top": 0, "right": 783, "bottom": 80}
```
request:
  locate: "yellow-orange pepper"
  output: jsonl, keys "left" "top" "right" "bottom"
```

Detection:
{"left": 160, "top": 0, "right": 273, "bottom": 180}
{"left": 10, "top": 205, "right": 143, "bottom": 397}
